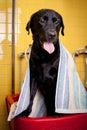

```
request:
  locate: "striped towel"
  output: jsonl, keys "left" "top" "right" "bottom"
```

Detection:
{"left": 55, "top": 41, "right": 87, "bottom": 113}
{"left": 8, "top": 41, "right": 87, "bottom": 121}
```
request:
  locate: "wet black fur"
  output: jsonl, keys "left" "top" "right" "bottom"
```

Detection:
{"left": 18, "top": 9, "right": 64, "bottom": 117}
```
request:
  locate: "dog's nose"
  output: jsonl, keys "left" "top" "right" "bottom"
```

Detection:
{"left": 48, "top": 31, "right": 56, "bottom": 39}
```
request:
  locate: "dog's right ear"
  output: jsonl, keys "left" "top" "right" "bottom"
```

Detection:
{"left": 26, "top": 21, "right": 31, "bottom": 35}
{"left": 26, "top": 14, "right": 34, "bottom": 35}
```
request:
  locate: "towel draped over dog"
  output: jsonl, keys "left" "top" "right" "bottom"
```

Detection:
{"left": 8, "top": 41, "right": 87, "bottom": 121}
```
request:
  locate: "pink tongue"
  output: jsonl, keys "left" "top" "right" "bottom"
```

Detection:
{"left": 43, "top": 42, "right": 55, "bottom": 54}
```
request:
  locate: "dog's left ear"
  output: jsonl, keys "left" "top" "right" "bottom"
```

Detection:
{"left": 61, "top": 18, "right": 64, "bottom": 36}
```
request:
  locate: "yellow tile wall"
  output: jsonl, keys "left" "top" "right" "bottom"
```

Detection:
{"left": 0, "top": 0, "right": 87, "bottom": 130}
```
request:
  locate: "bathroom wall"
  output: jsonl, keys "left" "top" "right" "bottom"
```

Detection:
{"left": 0, "top": 0, "right": 87, "bottom": 130}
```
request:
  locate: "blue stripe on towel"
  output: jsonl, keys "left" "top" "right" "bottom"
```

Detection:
{"left": 63, "top": 68, "right": 69, "bottom": 108}
{"left": 55, "top": 43, "right": 69, "bottom": 109}
{"left": 73, "top": 67, "right": 80, "bottom": 109}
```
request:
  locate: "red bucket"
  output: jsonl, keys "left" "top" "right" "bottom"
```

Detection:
{"left": 6, "top": 94, "right": 87, "bottom": 130}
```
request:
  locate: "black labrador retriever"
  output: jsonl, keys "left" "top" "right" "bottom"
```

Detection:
{"left": 18, "top": 9, "right": 64, "bottom": 117}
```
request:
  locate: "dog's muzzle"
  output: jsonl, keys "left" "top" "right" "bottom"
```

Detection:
{"left": 47, "top": 30, "right": 57, "bottom": 41}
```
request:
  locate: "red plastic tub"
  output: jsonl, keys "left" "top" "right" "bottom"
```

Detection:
{"left": 6, "top": 94, "right": 87, "bottom": 130}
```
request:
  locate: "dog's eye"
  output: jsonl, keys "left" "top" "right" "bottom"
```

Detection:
{"left": 39, "top": 16, "right": 48, "bottom": 24}
{"left": 40, "top": 18, "right": 45, "bottom": 23}
{"left": 43, "top": 16, "right": 48, "bottom": 21}
{"left": 52, "top": 17, "right": 59, "bottom": 25}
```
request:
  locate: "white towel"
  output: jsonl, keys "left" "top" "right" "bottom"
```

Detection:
{"left": 8, "top": 41, "right": 87, "bottom": 121}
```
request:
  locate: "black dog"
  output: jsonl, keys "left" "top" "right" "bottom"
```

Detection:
{"left": 19, "top": 9, "right": 64, "bottom": 117}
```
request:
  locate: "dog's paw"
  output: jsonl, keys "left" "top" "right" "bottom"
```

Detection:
{"left": 16, "top": 106, "right": 32, "bottom": 117}
{"left": 16, "top": 110, "right": 29, "bottom": 117}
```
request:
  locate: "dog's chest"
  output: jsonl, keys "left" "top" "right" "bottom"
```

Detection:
{"left": 39, "top": 56, "right": 59, "bottom": 98}
{"left": 41, "top": 58, "right": 59, "bottom": 81}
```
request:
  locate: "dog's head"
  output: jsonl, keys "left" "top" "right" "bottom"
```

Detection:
{"left": 26, "top": 9, "right": 64, "bottom": 54}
